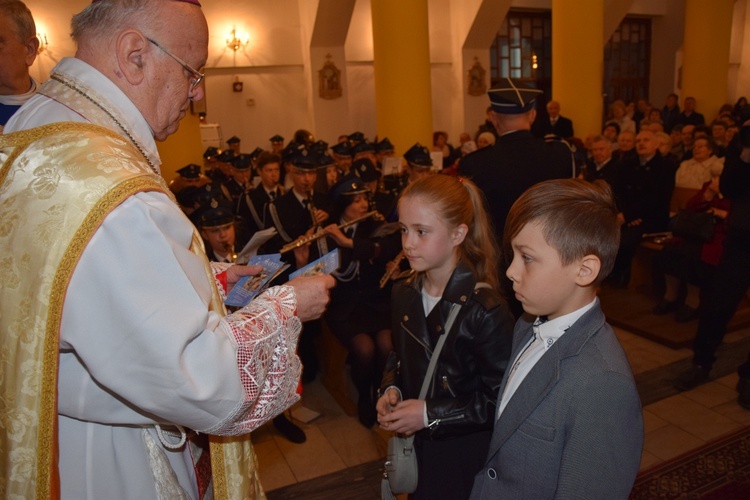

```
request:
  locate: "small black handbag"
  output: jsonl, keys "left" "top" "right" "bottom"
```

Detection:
{"left": 672, "top": 209, "right": 715, "bottom": 242}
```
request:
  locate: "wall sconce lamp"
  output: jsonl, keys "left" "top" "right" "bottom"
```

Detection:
{"left": 226, "top": 27, "right": 249, "bottom": 52}
{"left": 37, "top": 32, "right": 48, "bottom": 54}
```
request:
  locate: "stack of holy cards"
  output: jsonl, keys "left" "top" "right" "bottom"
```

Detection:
{"left": 289, "top": 248, "right": 340, "bottom": 279}
{"left": 225, "top": 254, "right": 289, "bottom": 307}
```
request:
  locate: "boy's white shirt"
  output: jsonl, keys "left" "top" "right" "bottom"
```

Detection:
{"left": 497, "top": 298, "right": 597, "bottom": 419}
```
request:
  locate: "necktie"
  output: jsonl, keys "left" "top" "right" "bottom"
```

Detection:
{"left": 269, "top": 190, "right": 276, "bottom": 201}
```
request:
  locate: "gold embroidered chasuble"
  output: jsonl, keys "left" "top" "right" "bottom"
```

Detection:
{"left": 0, "top": 122, "right": 264, "bottom": 499}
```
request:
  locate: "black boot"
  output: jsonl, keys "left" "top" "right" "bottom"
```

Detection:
{"left": 674, "top": 364, "right": 710, "bottom": 391}
{"left": 738, "top": 377, "right": 750, "bottom": 410}
{"left": 737, "top": 356, "right": 750, "bottom": 410}
{"left": 357, "top": 387, "right": 377, "bottom": 428}
{"left": 273, "top": 413, "right": 306, "bottom": 443}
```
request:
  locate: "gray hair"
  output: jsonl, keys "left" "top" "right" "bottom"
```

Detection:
{"left": 71, "top": 0, "right": 162, "bottom": 43}
{"left": 477, "top": 132, "right": 496, "bottom": 146}
{"left": 590, "top": 135, "right": 608, "bottom": 144}
{"left": 0, "top": 0, "right": 36, "bottom": 41}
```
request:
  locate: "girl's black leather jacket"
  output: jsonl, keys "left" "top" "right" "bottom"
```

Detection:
{"left": 381, "top": 261, "right": 515, "bottom": 440}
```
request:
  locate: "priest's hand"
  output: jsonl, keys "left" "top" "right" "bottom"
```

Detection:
{"left": 288, "top": 274, "right": 335, "bottom": 322}
{"left": 225, "top": 265, "right": 264, "bottom": 291}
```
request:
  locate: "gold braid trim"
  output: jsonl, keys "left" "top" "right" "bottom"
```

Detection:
{"left": 209, "top": 440, "right": 228, "bottom": 500}
{"left": 36, "top": 175, "right": 168, "bottom": 498}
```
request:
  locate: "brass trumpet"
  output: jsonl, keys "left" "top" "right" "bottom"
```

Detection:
{"left": 379, "top": 250, "right": 405, "bottom": 288}
{"left": 279, "top": 211, "right": 379, "bottom": 254}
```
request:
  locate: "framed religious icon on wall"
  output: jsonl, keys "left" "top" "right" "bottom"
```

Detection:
{"left": 467, "top": 57, "right": 486, "bottom": 96}
{"left": 319, "top": 54, "right": 343, "bottom": 100}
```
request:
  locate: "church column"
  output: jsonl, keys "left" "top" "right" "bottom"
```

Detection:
{"left": 682, "top": 0, "right": 734, "bottom": 119}
{"left": 371, "top": 0, "right": 432, "bottom": 154}
{"left": 551, "top": 0, "right": 604, "bottom": 138}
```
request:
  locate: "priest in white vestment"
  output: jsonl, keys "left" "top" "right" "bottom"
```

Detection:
{"left": 0, "top": 1, "right": 333, "bottom": 498}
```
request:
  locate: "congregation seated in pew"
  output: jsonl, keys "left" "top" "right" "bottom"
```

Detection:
{"left": 653, "top": 171, "right": 730, "bottom": 322}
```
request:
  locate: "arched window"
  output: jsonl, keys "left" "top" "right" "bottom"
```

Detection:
{"left": 604, "top": 17, "right": 652, "bottom": 106}
{"left": 490, "top": 10, "right": 551, "bottom": 90}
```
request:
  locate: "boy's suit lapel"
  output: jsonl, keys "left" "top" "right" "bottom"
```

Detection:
{"left": 488, "top": 324, "right": 560, "bottom": 455}
{"left": 486, "top": 301, "right": 606, "bottom": 459}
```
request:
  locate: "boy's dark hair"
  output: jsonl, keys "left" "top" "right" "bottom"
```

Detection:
{"left": 256, "top": 151, "right": 281, "bottom": 170}
{"left": 504, "top": 179, "right": 620, "bottom": 286}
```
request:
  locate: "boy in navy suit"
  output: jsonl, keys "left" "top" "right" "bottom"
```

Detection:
{"left": 471, "top": 179, "right": 643, "bottom": 499}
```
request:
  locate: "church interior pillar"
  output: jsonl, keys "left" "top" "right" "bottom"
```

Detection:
{"left": 551, "top": 0, "right": 604, "bottom": 138}
{"left": 682, "top": 0, "right": 734, "bottom": 119}
{"left": 371, "top": 0, "right": 433, "bottom": 154}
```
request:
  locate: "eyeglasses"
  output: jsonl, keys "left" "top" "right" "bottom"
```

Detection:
{"left": 146, "top": 37, "right": 205, "bottom": 91}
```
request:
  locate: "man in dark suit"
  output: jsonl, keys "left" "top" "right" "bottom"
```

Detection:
{"left": 532, "top": 100, "right": 575, "bottom": 139}
{"left": 678, "top": 96, "right": 706, "bottom": 127}
{"left": 610, "top": 130, "right": 675, "bottom": 287}
{"left": 236, "top": 151, "right": 283, "bottom": 239}
{"left": 459, "top": 78, "right": 574, "bottom": 244}
{"left": 265, "top": 151, "right": 332, "bottom": 269}
{"left": 582, "top": 135, "right": 621, "bottom": 186}
{"left": 662, "top": 92, "right": 681, "bottom": 133}
{"left": 264, "top": 148, "right": 333, "bottom": 387}
{"left": 262, "top": 148, "right": 333, "bottom": 440}
{"left": 459, "top": 79, "right": 573, "bottom": 318}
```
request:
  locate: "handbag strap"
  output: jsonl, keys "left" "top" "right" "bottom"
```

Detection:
{"left": 417, "top": 281, "right": 488, "bottom": 399}
{"left": 398, "top": 283, "right": 484, "bottom": 443}
{"left": 399, "top": 302, "right": 461, "bottom": 447}
{"left": 418, "top": 302, "right": 461, "bottom": 400}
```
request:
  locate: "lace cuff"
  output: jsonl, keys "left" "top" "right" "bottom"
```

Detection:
{"left": 209, "top": 262, "right": 232, "bottom": 300}
{"left": 206, "top": 285, "right": 302, "bottom": 435}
